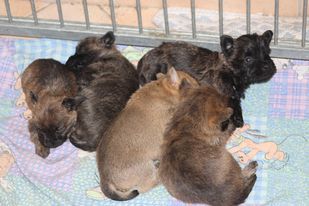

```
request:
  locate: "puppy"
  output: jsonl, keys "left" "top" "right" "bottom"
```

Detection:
{"left": 159, "top": 86, "right": 258, "bottom": 206}
{"left": 137, "top": 30, "right": 277, "bottom": 127}
{"left": 96, "top": 67, "right": 199, "bottom": 201}
{"left": 64, "top": 31, "right": 139, "bottom": 151}
{"left": 21, "top": 59, "right": 78, "bottom": 158}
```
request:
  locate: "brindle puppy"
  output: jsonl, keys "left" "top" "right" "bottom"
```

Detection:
{"left": 137, "top": 30, "right": 277, "bottom": 127}
{"left": 64, "top": 31, "right": 139, "bottom": 151}
{"left": 96, "top": 68, "right": 199, "bottom": 201}
{"left": 21, "top": 59, "right": 78, "bottom": 158}
{"left": 159, "top": 86, "right": 257, "bottom": 206}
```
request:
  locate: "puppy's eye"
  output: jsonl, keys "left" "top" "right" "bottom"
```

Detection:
{"left": 220, "top": 120, "right": 229, "bottom": 131}
{"left": 245, "top": 57, "right": 252, "bottom": 63}
{"left": 30, "top": 91, "right": 38, "bottom": 104}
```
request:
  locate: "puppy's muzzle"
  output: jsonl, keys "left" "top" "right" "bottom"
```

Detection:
{"left": 38, "top": 129, "right": 67, "bottom": 148}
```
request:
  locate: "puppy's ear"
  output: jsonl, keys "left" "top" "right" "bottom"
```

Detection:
{"left": 156, "top": 73, "right": 164, "bottom": 79}
{"left": 220, "top": 35, "right": 234, "bottom": 57}
{"left": 30, "top": 91, "right": 38, "bottom": 104}
{"left": 65, "top": 54, "right": 83, "bottom": 71}
{"left": 167, "top": 67, "right": 180, "bottom": 87}
{"left": 100, "top": 31, "right": 115, "bottom": 48}
{"left": 262, "top": 30, "right": 273, "bottom": 46}
{"left": 62, "top": 96, "right": 86, "bottom": 111}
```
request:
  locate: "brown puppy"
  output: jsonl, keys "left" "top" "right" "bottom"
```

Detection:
{"left": 21, "top": 59, "right": 78, "bottom": 158}
{"left": 159, "top": 86, "right": 258, "bottom": 206}
{"left": 96, "top": 67, "right": 199, "bottom": 201}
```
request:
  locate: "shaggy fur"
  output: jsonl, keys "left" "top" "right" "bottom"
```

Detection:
{"left": 96, "top": 68, "right": 199, "bottom": 201}
{"left": 137, "top": 30, "right": 277, "bottom": 127}
{"left": 21, "top": 59, "right": 78, "bottom": 158}
{"left": 159, "top": 86, "right": 257, "bottom": 206}
{"left": 64, "top": 31, "right": 139, "bottom": 151}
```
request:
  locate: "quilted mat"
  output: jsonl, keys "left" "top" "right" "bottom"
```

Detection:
{"left": 0, "top": 37, "right": 308, "bottom": 206}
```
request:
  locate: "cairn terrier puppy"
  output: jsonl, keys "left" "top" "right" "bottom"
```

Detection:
{"left": 159, "top": 86, "right": 258, "bottom": 206}
{"left": 21, "top": 59, "right": 78, "bottom": 158}
{"left": 137, "top": 30, "right": 277, "bottom": 127}
{"left": 96, "top": 67, "right": 199, "bottom": 201}
{"left": 64, "top": 31, "right": 139, "bottom": 151}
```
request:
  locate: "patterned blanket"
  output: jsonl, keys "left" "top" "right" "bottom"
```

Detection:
{"left": 0, "top": 37, "right": 308, "bottom": 206}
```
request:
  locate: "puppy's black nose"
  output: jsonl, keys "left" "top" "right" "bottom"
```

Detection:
{"left": 38, "top": 129, "right": 67, "bottom": 148}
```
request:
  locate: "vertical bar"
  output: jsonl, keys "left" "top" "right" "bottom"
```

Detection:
{"left": 162, "top": 0, "right": 170, "bottom": 35}
{"left": 302, "top": 0, "right": 308, "bottom": 47}
{"left": 136, "top": 0, "right": 143, "bottom": 34}
{"left": 218, "top": 0, "right": 223, "bottom": 36}
{"left": 274, "top": 0, "right": 279, "bottom": 45}
{"left": 82, "top": 0, "right": 90, "bottom": 29}
{"left": 246, "top": 0, "right": 251, "bottom": 34}
{"left": 30, "top": 0, "right": 38, "bottom": 25}
{"left": 56, "top": 0, "right": 64, "bottom": 27}
{"left": 109, "top": 0, "right": 117, "bottom": 32}
{"left": 4, "top": 0, "right": 12, "bottom": 23}
{"left": 191, "top": 0, "right": 197, "bottom": 39}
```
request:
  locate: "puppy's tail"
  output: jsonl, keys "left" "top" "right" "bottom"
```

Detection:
{"left": 101, "top": 182, "right": 139, "bottom": 201}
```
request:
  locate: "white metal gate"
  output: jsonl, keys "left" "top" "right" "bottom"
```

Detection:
{"left": 0, "top": 0, "right": 308, "bottom": 59}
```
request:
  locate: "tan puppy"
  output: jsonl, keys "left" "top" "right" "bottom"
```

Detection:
{"left": 96, "top": 67, "right": 199, "bottom": 201}
{"left": 159, "top": 86, "right": 258, "bottom": 206}
{"left": 21, "top": 59, "right": 78, "bottom": 158}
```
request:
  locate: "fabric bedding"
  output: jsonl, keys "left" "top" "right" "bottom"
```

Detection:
{"left": 0, "top": 37, "right": 308, "bottom": 206}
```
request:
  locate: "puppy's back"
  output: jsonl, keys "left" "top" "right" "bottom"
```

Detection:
{"left": 97, "top": 69, "right": 199, "bottom": 201}
{"left": 137, "top": 42, "right": 217, "bottom": 85}
{"left": 159, "top": 86, "right": 249, "bottom": 205}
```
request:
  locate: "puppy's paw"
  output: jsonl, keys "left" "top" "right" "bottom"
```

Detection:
{"left": 247, "top": 161, "right": 258, "bottom": 169}
{"left": 35, "top": 146, "right": 50, "bottom": 159}
{"left": 232, "top": 114, "right": 244, "bottom": 128}
{"left": 242, "top": 161, "right": 258, "bottom": 177}
{"left": 23, "top": 110, "right": 32, "bottom": 120}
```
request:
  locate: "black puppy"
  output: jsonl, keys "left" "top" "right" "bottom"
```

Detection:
{"left": 137, "top": 30, "right": 277, "bottom": 127}
{"left": 64, "top": 31, "right": 139, "bottom": 151}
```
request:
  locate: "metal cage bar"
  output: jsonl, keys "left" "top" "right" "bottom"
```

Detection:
{"left": 82, "top": 0, "right": 90, "bottom": 29}
{"left": 109, "top": 0, "right": 117, "bottom": 32}
{"left": 246, "top": 0, "right": 251, "bottom": 34}
{"left": 302, "top": 0, "right": 308, "bottom": 47}
{"left": 274, "top": 0, "right": 279, "bottom": 45}
{"left": 4, "top": 0, "right": 12, "bottom": 23}
{"left": 162, "top": 0, "right": 170, "bottom": 35}
{"left": 218, "top": 0, "right": 223, "bottom": 36}
{"left": 56, "top": 0, "right": 64, "bottom": 27}
{"left": 0, "top": 0, "right": 308, "bottom": 60}
{"left": 191, "top": 0, "right": 197, "bottom": 39}
{"left": 30, "top": 0, "right": 38, "bottom": 25}
{"left": 136, "top": 0, "right": 143, "bottom": 34}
